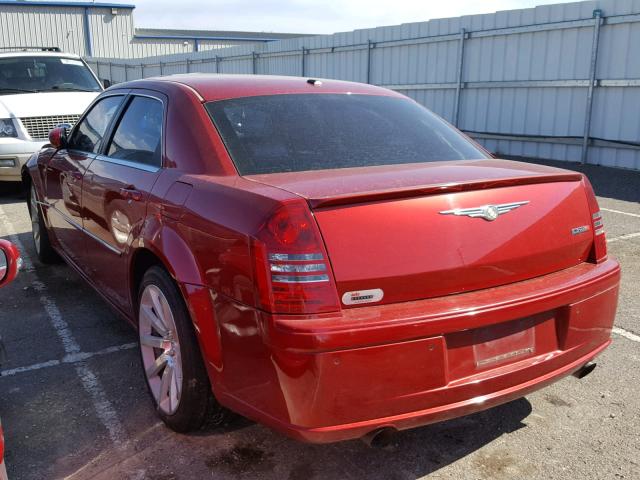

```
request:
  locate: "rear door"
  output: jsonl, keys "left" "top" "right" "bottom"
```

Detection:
{"left": 82, "top": 92, "right": 165, "bottom": 312}
{"left": 44, "top": 94, "right": 125, "bottom": 268}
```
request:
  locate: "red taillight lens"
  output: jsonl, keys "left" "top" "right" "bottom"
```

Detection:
{"left": 252, "top": 202, "right": 340, "bottom": 314}
{"left": 583, "top": 176, "right": 607, "bottom": 263}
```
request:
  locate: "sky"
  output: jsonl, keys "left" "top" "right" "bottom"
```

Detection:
{"left": 130, "top": 0, "right": 576, "bottom": 34}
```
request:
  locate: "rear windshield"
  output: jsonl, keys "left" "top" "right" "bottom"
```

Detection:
{"left": 206, "top": 93, "right": 488, "bottom": 175}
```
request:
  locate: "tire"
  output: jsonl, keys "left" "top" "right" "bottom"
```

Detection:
{"left": 29, "top": 183, "right": 60, "bottom": 264}
{"left": 137, "top": 266, "right": 225, "bottom": 432}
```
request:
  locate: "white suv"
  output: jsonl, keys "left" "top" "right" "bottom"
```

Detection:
{"left": 0, "top": 49, "right": 103, "bottom": 182}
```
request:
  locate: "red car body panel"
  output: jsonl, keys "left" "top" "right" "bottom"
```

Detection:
{"left": 0, "top": 240, "right": 20, "bottom": 288}
{"left": 0, "top": 239, "right": 21, "bottom": 476}
{"left": 24, "top": 75, "right": 620, "bottom": 443}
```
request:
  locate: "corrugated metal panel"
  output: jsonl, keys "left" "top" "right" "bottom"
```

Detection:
{"left": 0, "top": 4, "right": 86, "bottom": 53}
{"left": 0, "top": 4, "right": 279, "bottom": 58}
{"left": 4, "top": 0, "right": 640, "bottom": 169}
{"left": 88, "top": 8, "right": 134, "bottom": 58}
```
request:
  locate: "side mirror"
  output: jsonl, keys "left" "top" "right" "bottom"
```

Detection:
{"left": 48, "top": 125, "right": 69, "bottom": 149}
{"left": 102, "top": 79, "right": 112, "bottom": 89}
{"left": 0, "top": 239, "right": 20, "bottom": 288}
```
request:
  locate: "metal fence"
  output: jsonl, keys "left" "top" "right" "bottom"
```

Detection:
{"left": 86, "top": 0, "right": 640, "bottom": 170}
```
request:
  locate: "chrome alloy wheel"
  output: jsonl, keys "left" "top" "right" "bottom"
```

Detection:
{"left": 139, "top": 284, "right": 183, "bottom": 415}
{"left": 30, "top": 185, "right": 41, "bottom": 255}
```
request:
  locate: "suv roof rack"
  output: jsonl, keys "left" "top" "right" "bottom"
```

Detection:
{"left": 0, "top": 46, "right": 61, "bottom": 52}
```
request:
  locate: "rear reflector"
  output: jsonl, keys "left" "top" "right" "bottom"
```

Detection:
{"left": 272, "top": 274, "right": 330, "bottom": 283}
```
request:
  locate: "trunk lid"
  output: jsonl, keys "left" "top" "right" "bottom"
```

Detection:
{"left": 246, "top": 160, "right": 594, "bottom": 306}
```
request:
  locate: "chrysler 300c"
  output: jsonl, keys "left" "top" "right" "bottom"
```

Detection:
{"left": 23, "top": 74, "right": 620, "bottom": 443}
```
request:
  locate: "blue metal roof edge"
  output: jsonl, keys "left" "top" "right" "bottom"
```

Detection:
{"left": 134, "top": 34, "right": 280, "bottom": 42}
{"left": 0, "top": 1, "right": 135, "bottom": 9}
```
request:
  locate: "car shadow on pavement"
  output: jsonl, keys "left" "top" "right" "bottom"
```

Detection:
{"left": 0, "top": 183, "right": 24, "bottom": 204}
{"left": 171, "top": 397, "right": 534, "bottom": 480}
{"left": 68, "top": 397, "right": 533, "bottom": 479}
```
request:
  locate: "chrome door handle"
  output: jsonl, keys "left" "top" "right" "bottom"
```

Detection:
{"left": 120, "top": 188, "right": 143, "bottom": 201}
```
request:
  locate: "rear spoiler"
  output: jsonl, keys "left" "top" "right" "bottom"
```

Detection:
{"left": 307, "top": 172, "right": 584, "bottom": 209}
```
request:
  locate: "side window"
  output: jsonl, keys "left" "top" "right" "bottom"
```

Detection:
{"left": 68, "top": 95, "right": 123, "bottom": 153}
{"left": 107, "top": 96, "right": 163, "bottom": 167}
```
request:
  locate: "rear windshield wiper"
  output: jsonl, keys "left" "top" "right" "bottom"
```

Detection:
{"left": 0, "top": 87, "right": 39, "bottom": 94}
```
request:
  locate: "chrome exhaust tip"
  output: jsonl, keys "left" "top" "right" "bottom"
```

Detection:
{"left": 573, "top": 361, "right": 597, "bottom": 379}
{"left": 361, "top": 427, "right": 397, "bottom": 448}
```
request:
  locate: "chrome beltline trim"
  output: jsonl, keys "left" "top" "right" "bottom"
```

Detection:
{"left": 94, "top": 155, "right": 160, "bottom": 173}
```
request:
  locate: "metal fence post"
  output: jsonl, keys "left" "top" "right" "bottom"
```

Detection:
{"left": 366, "top": 40, "right": 375, "bottom": 84}
{"left": 581, "top": 9, "right": 603, "bottom": 165}
{"left": 140, "top": 63, "right": 144, "bottom": 79}
{"left": 159, "top": 61, "right": 164, "bottom": 76}
{"left": 124, "top": 64, "right": 129, "bottom": 81}
{"left": 108, "top": 61, "right": 113, "bottom": 83}
{"left": 453, "top": 28, "right": 467, "bottom": 127}
{"left": 215, "top": 55, "right": 220, "bottom": 74}
{"left": 186, "top": 58, "right": 191, "bottom": 73}
{"left": 301, "top": 47, "right": 307, "bottom": 77}
{"left": 252, "top": 52, "right": 258, "bottom": 74}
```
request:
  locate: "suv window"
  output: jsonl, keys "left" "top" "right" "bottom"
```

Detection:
{"left": 68, "top": 95, "right": 123, "bottom": 154}
{"left": 206, "top": 94, "right": 489, "bottom": 175}
{"left": 107, "top": 96, "right": 163, "bottom": 167}
{"left": 0, "top": 56, "right": 102, "bottom": 94}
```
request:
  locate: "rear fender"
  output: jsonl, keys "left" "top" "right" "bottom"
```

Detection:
{"left": 136, "top": 220, "right": 204, "bottom": 286}
{"left": 131, "top": 220, "right": 224, "bottom": 384}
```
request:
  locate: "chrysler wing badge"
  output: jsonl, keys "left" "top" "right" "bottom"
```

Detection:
{"left": 439, "top": 201, "right": 529, "bottom": 221}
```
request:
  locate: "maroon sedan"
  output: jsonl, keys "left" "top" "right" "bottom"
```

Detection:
{"left": 23, "top": 75, "right": 620, "bottom": 443}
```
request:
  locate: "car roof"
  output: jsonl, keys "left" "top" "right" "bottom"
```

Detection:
{"left": 122, "top": 74, "right": 404, "bottom": 102}
{"left": 0, "top": 51, "right": 82, "bottom": 59}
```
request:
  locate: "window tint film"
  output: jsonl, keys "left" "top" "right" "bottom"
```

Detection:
{"left": 206, "top": 94, "right": 488, "bottom": 175}
{"left": 107, "top": 96, "right": 163, "bottom": 167}
{"left": 69, "top": 95, "right": 123, "bottom": 154}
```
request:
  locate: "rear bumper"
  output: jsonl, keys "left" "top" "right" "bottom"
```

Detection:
{"left": 194, "top": 259, "right": 620, "bottom": 443}
{"left": 240, "top": 341, "right": 609, "bottom": 443}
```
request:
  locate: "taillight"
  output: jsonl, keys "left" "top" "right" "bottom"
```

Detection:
{"left": 583, "top": 176, "right": 607, "bottom": 263}
{"left": 251, "top": 201, "right": 340, "bottom": 314}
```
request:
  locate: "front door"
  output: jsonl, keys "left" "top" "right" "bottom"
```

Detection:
{"left": 82, "top": 93, "right": 165, "bottom": 312}
{"left": 45, "top": 94, "right": 125, "bottom": 268}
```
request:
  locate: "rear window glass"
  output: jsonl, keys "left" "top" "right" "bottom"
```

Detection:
{"left": 206, "top": 94, "right": 488, "bottom": 175}
{"left": 107, "top": 96, "right": 163, "bottom": 167}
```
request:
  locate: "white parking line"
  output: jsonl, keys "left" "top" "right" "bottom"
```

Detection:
{"left": 607, "top": 232, "right": 640, "bottom": 243}
{"left": 601, "top": 207, "right": 640, "bottom": 219}
{"left": 1, "top": 343, "right": 136, "bottom": 377}
{"left": 0, "top": 204, "right": 127, "bottom": 445}
{"left": 613, "top": 327, "right": 640, "bottom": 344}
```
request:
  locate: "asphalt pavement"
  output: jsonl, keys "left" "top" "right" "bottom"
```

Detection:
{"left": 0, "top": 159, "right": 638, "bottom": 480}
